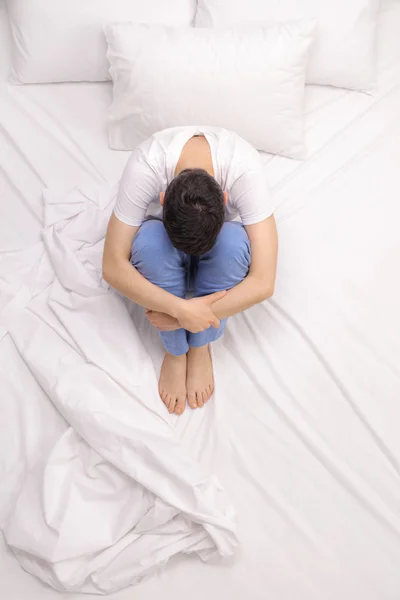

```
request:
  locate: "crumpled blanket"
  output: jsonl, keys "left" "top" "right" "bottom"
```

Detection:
{"left": 0, "top": 185, "right": 237, "bottom": 594}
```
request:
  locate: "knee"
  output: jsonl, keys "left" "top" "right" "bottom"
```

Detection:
{"left": 131, "top": 220, "right": 178, "bottom": 276}
{"left": 212, "top": 223, "right": 251, "bottom": 269}
{"left": 132, "top": 220, "right": 168, "bottom": 254}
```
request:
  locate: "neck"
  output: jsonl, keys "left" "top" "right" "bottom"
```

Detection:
{"left": 174, "top": 135, "right": 214, "bottom": 178}
{"left": 175, "top": 164, "right": 214, "bottom": 177}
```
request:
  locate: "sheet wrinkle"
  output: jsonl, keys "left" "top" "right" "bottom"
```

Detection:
{"left": 0, "top": 108, "right": 47, "bottom": 188}
{"left": 232, "top": 448, "right": 325, "bottom": 551}
{"left": 268, "top": 99, "right": 372, "bottom": 195}
{"left": 222, "top": 285, "right": 400, "bottom": 541}
{"left": 269, "top": 300, "right": 400, "bottom": 479}
{"left": 274, "top": 119, "right": 400, "bottom": 223}
{"left": 239, "top": 354, "right": 400, "bottom": 541}
{"left": 2, "top": 87, "right": 107, "bottom": 184}
{"left": 19, "top": 91, "right": 109, "bottom": 184}
{"left": 0, "top": 163, "right": 42, "bottom": 226}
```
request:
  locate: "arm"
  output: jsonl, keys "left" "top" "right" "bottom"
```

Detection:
{"left": 102, "top": 214, "right": 225, "bottom": 331}
{"left": 146, "top": 215, "right": 278, "bottom": 330}
{"left": 102, "top": 213, "right": 184, "bottom": 316}
{"left": 212, "top": 215, "right": 278, "bottom": 320}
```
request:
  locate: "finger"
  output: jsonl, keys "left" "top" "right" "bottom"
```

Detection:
{"left": 145, "top": 308, "right": 150, "bottom": 314}
{"left": 210, "top": 317, "right": 220, "bottom": 329}
{"left": 205, "top": 290, "right": 227, "bottom": 304}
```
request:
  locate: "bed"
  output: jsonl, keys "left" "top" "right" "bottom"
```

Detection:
{"left": 1, "top": 0, "right": 400, "bottom": 598}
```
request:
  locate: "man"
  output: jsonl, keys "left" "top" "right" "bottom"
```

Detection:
{"left": 103, "top": 126, "right": 278, "bottom": 416}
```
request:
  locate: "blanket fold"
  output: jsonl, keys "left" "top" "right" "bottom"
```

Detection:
{"left": 1, "top": 185, "right": 237, "bottom": 594}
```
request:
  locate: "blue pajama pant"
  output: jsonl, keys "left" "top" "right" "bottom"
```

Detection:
{"left": 130, "top": 219, "right": 251, "bottom": 356}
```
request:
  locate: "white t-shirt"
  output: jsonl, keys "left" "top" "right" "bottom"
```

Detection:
{"left": 114, "top": 125, "right": 273, "bottom": 227}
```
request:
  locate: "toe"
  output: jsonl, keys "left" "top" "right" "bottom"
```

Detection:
{"left": 197, "top": 393, "right": 204, "bottom": 408}
{"left": 168, "top": 396, "right": 177, "bottom": 414}
{"left": 188, "top": 393, "right": 197, "bottom": 409}
{"left": 207, "top": 385, "right": 214, "bottom": 401}
{"left": 175, "top": 395, "right": 186, "bottom": 415}
{"left": 160, "top": 389, "right": 168, "bottom": 407}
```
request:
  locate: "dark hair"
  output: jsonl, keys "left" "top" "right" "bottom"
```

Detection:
{"left": 163, "top": 168, "right": 225, "bottom": 256}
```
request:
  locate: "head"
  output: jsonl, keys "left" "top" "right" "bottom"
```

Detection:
{"left": 161, "top": 168, "right": 227, "bottom": 256}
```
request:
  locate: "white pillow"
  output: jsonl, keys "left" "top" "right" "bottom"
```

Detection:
{"left": 7, "top": 0, "right": 197, "bottom": 83}
{"left": 196, "top": 0, "right": 379, "bottom": 91}
{"left": 105, "top": 21, "right": 315, "bottom": 159}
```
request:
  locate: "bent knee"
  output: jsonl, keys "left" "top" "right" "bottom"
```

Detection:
{"left": 213, "top": 223, "right": 251, "bottom": 265}
{"left": 131, "top": 220, "right": 170, "bottom": 257}
{"left": 130, "top": 219, "right": 183, "bottom": 282}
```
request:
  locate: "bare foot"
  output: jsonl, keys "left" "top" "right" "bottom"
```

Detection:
{"left": 158, "top": 353, "right": 187, "bottom": 415}
{"left": 186, "top": 345, "right": 214, "bottom": 409}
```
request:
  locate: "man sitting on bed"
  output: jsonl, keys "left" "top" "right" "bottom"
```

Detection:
{"left": 103, "top": 126, "right": 278, "bottom": 415}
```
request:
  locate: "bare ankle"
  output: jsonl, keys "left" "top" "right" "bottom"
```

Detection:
{"left": 188, "top": 344, "right": 209, "bottom": 354}
{"left": 166, "top": 351, "right": 187, "bottom": 361}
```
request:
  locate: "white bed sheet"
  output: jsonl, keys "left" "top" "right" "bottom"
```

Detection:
{"left": 1, "top": 0, "right": 400, "bottom": 597}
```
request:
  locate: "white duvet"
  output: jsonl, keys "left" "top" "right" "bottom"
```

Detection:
{"left": 0, "top": 186, "right": 237, "bottom": 593}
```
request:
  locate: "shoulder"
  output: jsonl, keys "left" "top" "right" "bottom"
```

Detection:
{"left": 127, "top": 127, "right": 186, "bottom": 173}
{"left": 229, "top": 131, "right": 262, "bottom": 167}
{"left": 215, "top": 130, "right": 263, "bottom": 186}
{"left": 210, "top": 128, "right": 261, "bottom": 166}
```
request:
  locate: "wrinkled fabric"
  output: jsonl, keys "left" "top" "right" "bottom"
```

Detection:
{"left": 0, "top": 185, "right": 237, "bottom": 594}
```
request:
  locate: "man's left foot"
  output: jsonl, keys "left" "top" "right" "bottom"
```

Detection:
{"left": 186, "top": 345, "right": 214, "bottom": 409}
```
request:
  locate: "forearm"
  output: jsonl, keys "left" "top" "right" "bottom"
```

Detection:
{"left": 103, "top": 259, "right": 182, "bottom": 317}
{"left": 212, "top": 274, "right": 273, "bottom": 320}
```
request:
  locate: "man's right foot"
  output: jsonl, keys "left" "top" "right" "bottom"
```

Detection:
{"left": 159, "top": 352, "right": 187, "bottom": 415}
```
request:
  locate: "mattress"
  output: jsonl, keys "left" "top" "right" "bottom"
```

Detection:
{"left": 1, "top": 0, "right": 400, "bottom": 597}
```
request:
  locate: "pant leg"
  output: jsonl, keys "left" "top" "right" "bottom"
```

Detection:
{"left": 130, "top": 220, "right": 189, "bottom": 356}
{"left": 188, "top": 222, "right": 251, "bottom": 348}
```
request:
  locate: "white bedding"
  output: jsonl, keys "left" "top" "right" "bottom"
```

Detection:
{"left": 1, "top": 0, "right": 400, "bottom": 597}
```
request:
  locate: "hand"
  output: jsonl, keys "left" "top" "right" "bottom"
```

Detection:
{"left": 176, "top": 291, "right": 227, "bottom": 334}
{"left": 145, "top": 310, "right": 181, "bottom": 331}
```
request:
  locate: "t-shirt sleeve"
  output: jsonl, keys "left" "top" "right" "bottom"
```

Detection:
{"left": 229, "top": 167, "right": 274, "bottom": 226}
{"left": 114, "top": 148, "right": 161, "bottom": 227}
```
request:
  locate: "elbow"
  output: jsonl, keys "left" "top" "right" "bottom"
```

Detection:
{"left": 102, "top": 257, "right": 114, "bottom": 285}
{"left": 259, "top": 282, "right": 275, "bottom": 301}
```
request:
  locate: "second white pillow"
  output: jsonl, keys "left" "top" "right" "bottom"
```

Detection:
{"left": 105, "top": 21, "right": 315, "bottom": 158}
{"left": 196, "top": 0, "right": 379, "bottom": 91}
